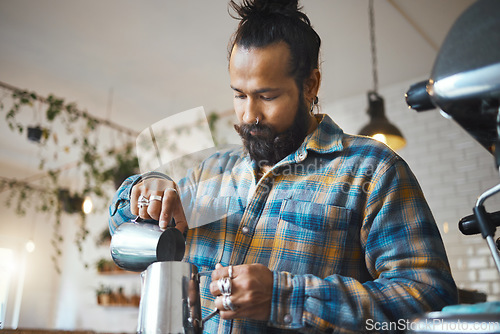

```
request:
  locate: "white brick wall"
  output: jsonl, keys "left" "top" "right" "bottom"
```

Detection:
{"left": 322, "top": 77, "right": 500, "bottom": 301}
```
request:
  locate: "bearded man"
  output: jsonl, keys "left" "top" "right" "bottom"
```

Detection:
{"left": 109, "top": 0, "right": 457, "bottom": 332}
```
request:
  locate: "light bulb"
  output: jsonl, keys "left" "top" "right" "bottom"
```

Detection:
{"left": 372, "top": 133, "right": 387, "bottom": 144}
{"left": 26, "top": 240, "right": 36, "bottom": 253}
{"left": 83, "top": 196, "right": 93, "bottom": 215}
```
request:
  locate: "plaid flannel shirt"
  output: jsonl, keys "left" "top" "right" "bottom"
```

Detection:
{"left": 109, "top": 114, "right": 457, "bottom": 333}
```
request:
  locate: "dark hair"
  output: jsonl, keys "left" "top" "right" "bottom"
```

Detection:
{"left": 228, "top": 0, "right": 321, "bottom": 90}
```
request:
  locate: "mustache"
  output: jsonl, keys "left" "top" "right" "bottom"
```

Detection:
{"left": 233, "top": 122, "right": 275, "bottom": 140}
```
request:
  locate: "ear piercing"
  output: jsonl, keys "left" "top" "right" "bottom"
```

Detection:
{"left": 310, "top": 96, "right": 319, "bottom": 115}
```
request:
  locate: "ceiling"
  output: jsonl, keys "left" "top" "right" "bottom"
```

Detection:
{"left": 0, "top": 0, "right": 476, "bottom": 179}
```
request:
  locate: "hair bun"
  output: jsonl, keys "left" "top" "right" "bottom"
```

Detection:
{"left": 254, "top": 0, "right": 299, "bottom": 12}
{"left": 230, "top": 0, "right": 305, "bottom": 22}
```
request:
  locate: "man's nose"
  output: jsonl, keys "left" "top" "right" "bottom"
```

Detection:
{"left": 242, "top": 98, "right": 262, "bottom": 125}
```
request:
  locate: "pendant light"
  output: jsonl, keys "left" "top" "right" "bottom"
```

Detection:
{"left": 358, "top": 0, "right": 406, "bottom": 151}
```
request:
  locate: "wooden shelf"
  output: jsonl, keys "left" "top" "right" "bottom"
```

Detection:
{"left": 96, "top": 294, "right": 140, "bottom": 307}
{"left": 97, "top": 269, "right": 139, "bottom": 276}
{"left": 96, "top": 303, "right": 139, "bottom": 308}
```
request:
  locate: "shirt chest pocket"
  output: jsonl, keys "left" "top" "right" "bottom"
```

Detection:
{"left": 268, "top": 199, "right": 351, "bottom": 277}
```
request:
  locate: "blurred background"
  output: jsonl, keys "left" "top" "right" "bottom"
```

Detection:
{"left": 1, "top": 0, "right": 498, "bottom": 333}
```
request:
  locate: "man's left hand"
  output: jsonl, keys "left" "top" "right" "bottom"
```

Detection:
{"left": 210, "top": 263, "right": 273, "bottom": 321}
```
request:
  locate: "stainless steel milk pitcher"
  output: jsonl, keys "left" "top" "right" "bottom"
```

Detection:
{"left": 137, "top": 261, "right": 218, "bottom": 334}
{"left": 110, "top": 218, "right": 185, "bottom": 272}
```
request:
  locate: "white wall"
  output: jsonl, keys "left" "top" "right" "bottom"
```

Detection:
{"left": 0, "top": 206, "right": 60, "bottom": 330}
{"left": 0, "top": 187, "right": 141, "bottom": 333}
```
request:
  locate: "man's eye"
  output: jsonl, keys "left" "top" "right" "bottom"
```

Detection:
{"left": 261, "top": 96, "right": 277, "bottom": 101}
{"left": 234, "top": 94, "right": 246, "bottom": 99}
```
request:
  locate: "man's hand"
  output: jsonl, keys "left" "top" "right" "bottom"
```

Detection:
{"left": 210, "top": 263, "right": 273, "bottom": 321}
{"left": 130, "top": 178, "right": 188, "bottom": 233}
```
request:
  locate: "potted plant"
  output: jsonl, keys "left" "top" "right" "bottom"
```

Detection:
{"left": 116, "top": 286, "right": 128, "bottom": 305}
{"left": 96, "top": 258, "right": 108, "bottom": 273}
{"left": 130, "top": 292, "right": 141, "bottom": 307}
{"left": 96, "top": 284, "right": 112, "bottom": 305}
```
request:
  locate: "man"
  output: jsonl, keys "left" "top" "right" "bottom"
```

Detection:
{"left": 109, "top": 0, "right": 457, "bottom": 332}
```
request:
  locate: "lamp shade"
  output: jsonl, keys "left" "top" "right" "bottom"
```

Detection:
{"left": 358, "top": 91, "right": 406, "bottom": 151}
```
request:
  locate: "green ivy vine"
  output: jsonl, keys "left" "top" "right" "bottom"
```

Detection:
{"left": 0, "top": 82, "right": 228, "bottom": 273}
{"left": 0, "top": 85, "right": 139, "bottom": 273}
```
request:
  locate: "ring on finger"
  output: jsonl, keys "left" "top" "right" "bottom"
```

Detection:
{"left": 138, "top": 202, "right": 149, "bottom": 209}
{"left": 218, "top": 277, "right": 231, "bottom": 296}
{"left": 228, "top": 265, "right": 233, "bottom": 279}
{"left": 149, "top": 195, "right": 162, "bottom": 202}
{"left": 138, "top": 195, "right": 149, "bottom": 209}
{"left": 217, "top": 277, "right": 232, "bottom": 296}
{"left": 217, "top": 277, "right": 224, "bottom": 295}
{"left": 222, "top": 295, "right": 237, "bottom": 311}
{"left": 137, "top": 195, "right": 149, "bottom": 209}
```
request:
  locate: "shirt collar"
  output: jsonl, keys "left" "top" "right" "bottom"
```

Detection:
{"left": 302, "top": 114, "right": 344, "bottom": 154}
{"left": 273, "top": 113, "right": 344, "bottom": 167}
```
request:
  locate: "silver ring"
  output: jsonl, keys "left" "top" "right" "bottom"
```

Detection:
{"left": 149, "top": 195, "right": 162, "bottom": 202}
{"left": 228, "top": 265, "right": 233, "bottom": 279}
{"left": 217, "top": 278, "right": 224, "bottom": 294}
{"left": 165, "top": 187, "right": 178, "bottom": 194}
{"left": 255, "top": 117, "right": 259, "bottom": 125}
{"left": 222, "top": 295, "right": 236, "bottom": 311}
{"left": 222, "top": 277, "right": 231, "bottom": 295}
{"left": 218, "top": 277, "right": 232, "bottom": 296}
{"left": 138, "top": 195, "right": 149, "bottom": 209}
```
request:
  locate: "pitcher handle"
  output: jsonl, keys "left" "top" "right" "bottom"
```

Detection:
{"left": 202, "top": 308, "right": 219, "bottom": 325}
{"left": 197, "top": 270, "right": 213, "bottom": 277}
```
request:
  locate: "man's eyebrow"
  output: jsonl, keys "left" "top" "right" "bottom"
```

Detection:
{"left": 230, "top": 86, "right": 280, "bottom": 94}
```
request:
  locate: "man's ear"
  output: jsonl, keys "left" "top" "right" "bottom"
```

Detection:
{"left": 303, "top": 69, "right": 321, "bottom": 102}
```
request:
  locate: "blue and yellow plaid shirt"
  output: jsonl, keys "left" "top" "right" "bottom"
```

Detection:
{"left": 109, "top": 114, "right": 457, "bottom": 333}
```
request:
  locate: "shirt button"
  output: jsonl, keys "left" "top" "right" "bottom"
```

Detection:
{"left": 298, "top": 152, "right": 306, "bottom": 160}
{"left": 283, "top": 314, "right": 293, "bottom": 324}
{"left": 241, "top": 226, "right": 250, "bottom": 235}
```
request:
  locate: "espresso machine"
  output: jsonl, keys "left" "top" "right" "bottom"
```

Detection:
{"left": 405, "top": 0, "right": 500, "bottom": 331}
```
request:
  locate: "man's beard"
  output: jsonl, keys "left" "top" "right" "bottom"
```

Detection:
{"left": 234, "top": 99, "right": 311, "bottom": 166}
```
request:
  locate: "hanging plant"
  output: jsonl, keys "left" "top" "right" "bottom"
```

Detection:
{"left": 0, "top": 82, "right": 226, "bottom": 273}
{"left": 58, "top": 188, "right": 84, "bottom": 214}
{"left": 0, "top": 86, "right": 133, "bottom": 273}
{"left": 101, "top": 143, "right": 140, "bottom": 189}
{"left": 4, "top": 89, "right": 37, "bottom": 133}
{"left": 96, "top": 227, "right": 111, "bottom": 247}
{"left": 27, "top": 125, "right": 42, "bottom": 142}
